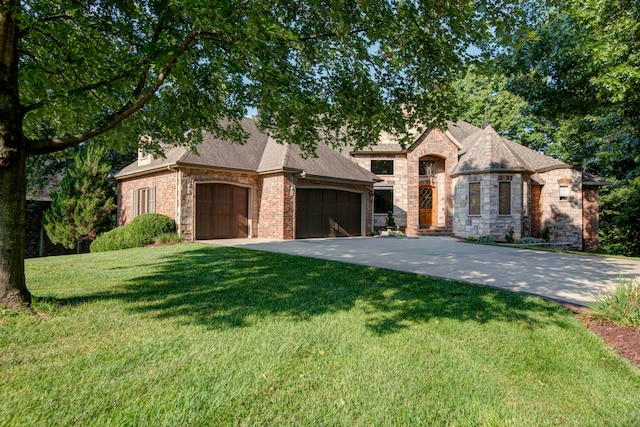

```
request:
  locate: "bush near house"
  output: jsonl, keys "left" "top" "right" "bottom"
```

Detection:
{"left": 90, "top": 213, "right": 176, "bottom": 252}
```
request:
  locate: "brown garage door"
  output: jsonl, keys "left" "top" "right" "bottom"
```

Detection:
{"left": 196, "top": 184, "right": 249, "bottom": 239}
{"left": 296, "top": 189, "right": 361, "bottom": 238}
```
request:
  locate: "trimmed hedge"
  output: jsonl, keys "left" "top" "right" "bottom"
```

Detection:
{"left": 90, "top": 214, "right": 176, "bottom": 252}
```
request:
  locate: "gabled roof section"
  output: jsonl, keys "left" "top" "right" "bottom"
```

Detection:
{"left": 445, "top": 120, "right": 481, "bottom": 148}
{"left": 115, "top": 118, "right": 380, "bottom": 184}
{"left": 451, "top": 125, "right": 569, "bottom": 176}
{"left": 349, "top": 120, "right": 481, "bottom": 155}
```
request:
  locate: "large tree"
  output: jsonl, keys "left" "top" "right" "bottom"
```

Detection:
{"left": 502, "top": 0, "right": 640, "bottom": 179}
{"left": 1, "top": 0, "right": 519, "bottom": 308}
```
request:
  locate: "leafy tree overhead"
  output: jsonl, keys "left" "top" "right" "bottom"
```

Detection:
{"left": 0, "top": 0, "right": 522, "bottom": 308}
{"left": 502, "top": 0, "right": 640, "bottom": 179}
{"left": 452, "top": 66, "right": 556, "bottom": 152}
{"left": 43, "top": 144, "right": 116, "bottom": 250}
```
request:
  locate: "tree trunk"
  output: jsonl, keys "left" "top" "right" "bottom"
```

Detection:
{"left": 0, "top": 0, "right": 31, "bottom": 308}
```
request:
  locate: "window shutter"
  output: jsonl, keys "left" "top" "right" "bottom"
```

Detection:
{"left": 132, "top": 189, "right": 139, "bottom": 218}
{"left": 149, "top": 187, "right": 156, "bottom": 213}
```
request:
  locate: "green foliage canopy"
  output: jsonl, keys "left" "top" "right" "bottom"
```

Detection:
{"left": 502, "top": 0, "right": 640, "bottom": 179}
{"left": 17, "top": 0, "right": 523, "bottom": 156}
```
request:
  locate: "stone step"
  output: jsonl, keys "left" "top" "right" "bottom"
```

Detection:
{"left": 413, "top": 228, "right": 453, "bottom": 236}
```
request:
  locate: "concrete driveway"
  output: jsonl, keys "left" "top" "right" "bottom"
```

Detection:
{"left": 202, "top": 236, "right": 640, "bottom": 305}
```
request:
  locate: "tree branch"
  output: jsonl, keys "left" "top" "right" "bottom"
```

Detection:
{"left": 26, "top": 29, "right": 200, "bottom": 156}
{"left": 22, "top": 69, "right": 137, "bottom": 113}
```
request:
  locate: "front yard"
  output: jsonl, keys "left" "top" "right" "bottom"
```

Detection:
{"left": 2, "top": 243, "right": 639, "bottom": 425}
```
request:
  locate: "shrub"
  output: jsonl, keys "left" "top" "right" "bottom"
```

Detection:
{"left": 386, "top": 211, "right": 396, "bottom": 228}
{"left": 519, "top": 237, "right": 546, "bottom": 244}
{"left": 505, "top": 228, "right": 514, "bottom": 243}
{"left": 154, "top": 233, "right": 183, "bottom": 244}
{"left": 465, "top": 236, "right": 477, "bottom": 242}
{"left": 588, "top": 276, "right": 640, "bottom": 327}
{"left": 477, "top": 235, "right": 495, "bottom": 244}
{"left": 541, "top": 226, "right": 550, "bottom": 242}
{"left": 90, "top": 214, "right": 176, "bottom": 252}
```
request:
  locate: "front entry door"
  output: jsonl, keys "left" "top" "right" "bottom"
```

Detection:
{"left": 419, "top": 186, "right": 436, "bottom": 227}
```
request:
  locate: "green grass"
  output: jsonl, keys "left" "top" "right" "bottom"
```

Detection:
{"left": 2, "top": 243, "right": 639, "bottom": 426}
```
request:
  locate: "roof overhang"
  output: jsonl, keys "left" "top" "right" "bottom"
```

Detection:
{"left": 300, "top": 173, "right": 381, "bottom": 185}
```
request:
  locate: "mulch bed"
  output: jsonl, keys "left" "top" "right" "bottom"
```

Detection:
{"left": 562, "top": 302, "right": 640, "bottom": 367}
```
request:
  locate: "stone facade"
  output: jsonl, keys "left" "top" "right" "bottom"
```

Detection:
{"left": 351, "top": 129, "right": 458, "bottom": 234}
{"left": 452, "top": 173, "right": 525, "bottom": 240}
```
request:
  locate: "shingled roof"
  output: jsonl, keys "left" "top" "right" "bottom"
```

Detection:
{"left": 348, "top": 120, "right": 481, "bottom": 154}
{"left": 451, "top": 125, "right": 568, "bottom": 176}
{"left": 115, "top": 118, "right": 380, "bottom": 184}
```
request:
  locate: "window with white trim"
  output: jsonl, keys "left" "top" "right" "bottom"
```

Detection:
{"left": 559, "top": 185, "right": 569, "bottom": 201}
{"left": 133, "top": 187, "right": 155, "bottom": 217}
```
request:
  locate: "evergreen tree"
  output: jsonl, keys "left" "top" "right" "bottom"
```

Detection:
{"left": 43, "top": 144, "right": 116, "bottom": 250}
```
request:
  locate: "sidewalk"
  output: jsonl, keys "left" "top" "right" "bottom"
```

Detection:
{"left": 202, "top": 236, "right": 640, "bottom": 305}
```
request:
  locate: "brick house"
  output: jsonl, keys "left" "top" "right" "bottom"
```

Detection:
{"left": 116, "top": 118, "right": 606, "bottom": 249}
{"left": 115, "top": 118, "right": 380, "bottom": 240}
{"left": 350, "top": 121, "right": 608, "bottom": 250}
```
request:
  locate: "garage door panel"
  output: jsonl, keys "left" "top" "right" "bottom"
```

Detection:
{"left": 196, "top": 184, "right": 249, "bottom": 239}
{"left": 296, "top": 189, "right": 361, "bottom": 239}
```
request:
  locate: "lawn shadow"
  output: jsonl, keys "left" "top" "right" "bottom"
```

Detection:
{"left": 40, "top": 246, "right": 575, "bottom": 334}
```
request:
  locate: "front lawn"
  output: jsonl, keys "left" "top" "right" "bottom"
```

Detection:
{"left": 2, "top": 243, "right": 639, "bottom": 425}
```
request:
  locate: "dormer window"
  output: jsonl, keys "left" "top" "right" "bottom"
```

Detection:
{"left": 138, "top": 147, "right": 151, "bottom": 166}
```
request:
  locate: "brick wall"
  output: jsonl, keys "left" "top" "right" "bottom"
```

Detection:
{"left": 582, "top": 187, "right": 600, "bottom": 251}
{"left": 406, "top": 129, "right": 458, "bottom": 235}
{"left": 536, "top": 169, "right": 583, "bottom": 249}
{"left": 119, "top": 167, "right": 374, "bottom": 241}
{"left": 117, "top": 170, "right": 178, "bottom": 226}
{"left": 256, "top": 173, "right": 292, "bottom": 239}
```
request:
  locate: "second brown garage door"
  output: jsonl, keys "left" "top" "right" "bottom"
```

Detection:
{"left": 296, "top": 189, "right": 362, "bottom": 238}
{"left": 196, "top": 184, "right": 249, "bottom": 239}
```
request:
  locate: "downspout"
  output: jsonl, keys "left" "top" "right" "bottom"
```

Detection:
{"left": 168, "top": 165, "right": 181, "bottom": 235}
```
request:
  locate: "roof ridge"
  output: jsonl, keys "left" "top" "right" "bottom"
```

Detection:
{"left": 488, "top": 127, "right": 532, "bottom": 172}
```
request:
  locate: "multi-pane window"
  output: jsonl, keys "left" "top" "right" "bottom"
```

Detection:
{"left": 133, "top": 187, "right": 155, "bottom": 217}
{"left": 419, "top": 160, "right": 435, "bottom": 176}
{"left": 374, "top": 188, "right": 394, "bottom": 214}
{"left": 371, "top": 160, "right": 394, "bottom": 175}
{"left": 469, "top": 182, "right": 481, "bottom": 215}
{"left": 499, "top": 182, "right": 511, "bottom": 215}
{"left": 559, "top": 185, "right": 569, "bottom": 201}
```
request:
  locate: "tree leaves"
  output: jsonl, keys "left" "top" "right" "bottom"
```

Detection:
{"left": 15, "top": 0, "right": 522, "bottom": 156}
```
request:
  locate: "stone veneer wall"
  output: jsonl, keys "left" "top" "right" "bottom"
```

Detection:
{"left": 535, "top": 168, "right": 583, "bottom": 249}
{"left": 406, "top": 129, "right": 458, "bottom": 235}
{"left": 582, "top": 187, "right": 600, "bottom": 251}
{"left": 452, "top": 173, "right": 524, "bottom": 240}
{"left": 117, "top": 170, "right": 178, "bottom": 226}
{"left": 352, "top": 153, "right": 407, "bottom": 229}
{"left": 178, "top": 168, "right": 259, "bottom": 241}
